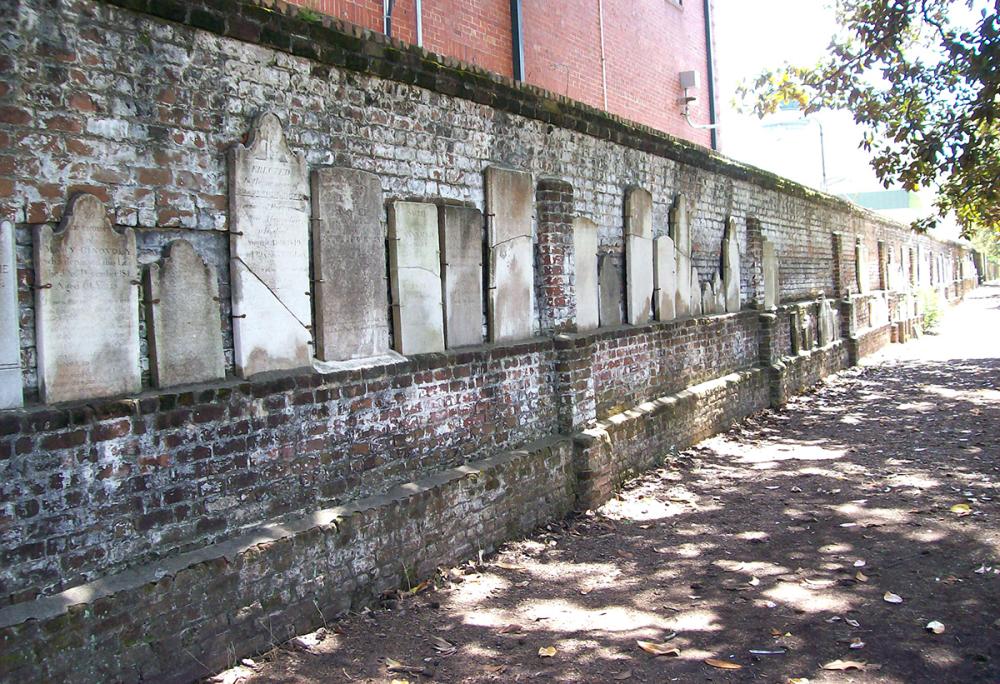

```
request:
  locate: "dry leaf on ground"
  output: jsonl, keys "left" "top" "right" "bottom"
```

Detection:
{"left": 926, "top": 620, "right": 945, "bottom": 634}
{"left": 637, "top": 640, "right": 680, "bottom": 656}
{"left": 538, "top": 646, "right": 557, "bottom": 658}
{"left": 883, "top": 591, "right": 903, "bottom": 603}
{"left": 822, "top": 659, "right": 867, "bottom": 671}
{"left": 705, "top": 658, "right": 742, "bottom": 670}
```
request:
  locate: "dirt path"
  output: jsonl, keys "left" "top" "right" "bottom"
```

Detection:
{"left": 214, "top": 285, "right": 1000, "bottom": 684}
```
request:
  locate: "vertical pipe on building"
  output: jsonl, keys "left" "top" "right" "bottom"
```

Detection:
{"left": 702, "top": 0, "right": 718, "bottom": 149}
{"left": 416, "top": 0, "right": 423, "bottom": 46}
{"left": 597, "top": 0, "right": 609, "bottom": 110}
{"left": 510, "top": 0, "right": 525, "bottom": 81}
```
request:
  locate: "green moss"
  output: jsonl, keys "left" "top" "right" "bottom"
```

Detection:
{"left": 297, "top": 7, "right": 322, "bottom": 23}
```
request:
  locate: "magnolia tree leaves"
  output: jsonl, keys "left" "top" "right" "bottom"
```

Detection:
{"left": 737, "top": 0, "right": 1000, "bottom": 238}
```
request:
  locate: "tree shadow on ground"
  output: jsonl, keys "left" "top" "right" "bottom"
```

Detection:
{"left": 216, "top": 299, "right": 1000, "bottom": 684}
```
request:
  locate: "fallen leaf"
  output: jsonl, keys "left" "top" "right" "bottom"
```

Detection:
{"left": 770, "top": 628, "right": 783, "bottom": 637}
{"left": 850, "top": 638, "right": 865, "bottom": 649}
{"left": 498, "top": 624, "right": 524, "bottom": 635}
{"left": 950, "top": 503, "right": 972, "bottom": 516}
{"left": 430, "top": 636, "right": 457, "bottom": 656}
{"left": 787, "top": 679, "right": 811, "bottom": 684}
{"left": 514, "top": 581, "right": 530, "bottom": 588}
{"left": 385, "top": 658, "right": 430, "bottom": 676}
{"left": 483, "top": 664, "right": 505, "bottom": 673}
{"left": 883, "top": 591, "right": 903, "bottom": 604}
{"left": 854, "top": 560, "right": 866, "bottom": 568}
{"left": 822, "top": 659, "right": 866, "bottom": 671}
{"left": 705, "top": 658, "right": 742, "bottom": 670}
{"left": 390, "top": 680, "right": 410, "bottom": 684}
{"left": 612, "top": 671, "right": 633, "bottom": 680}
{"left": 749, "top": 576, "right": 761, "bottom": 586}
{"left": 846, "top": 618, "right": 861, "bottom": 628}
{"left": 855, "top": 571, "right": 869, "bottom": 582}
{"left": 926, "top": 620, "right": 945, "bottom": 634}
{"left": 538, "top": 646, "right": 557, "bottom": 658}
{"left": 637, "top": 640, "right": 680, "bottom": 657}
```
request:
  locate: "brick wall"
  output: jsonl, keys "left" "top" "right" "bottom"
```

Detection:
{"left": 0, "top": 0, "right": 982, "bottom": 679}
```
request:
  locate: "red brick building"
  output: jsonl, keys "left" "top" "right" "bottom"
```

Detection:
{"left": 292, "top": 0, "right": 718, "bottom": 147}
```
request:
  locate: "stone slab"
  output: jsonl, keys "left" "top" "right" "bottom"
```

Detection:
{"left": 856, "top": 240, "right": 870, "bottom": 294}
{"left": 144, "top": 240, "right": 225, "bottom": 388}
{"left": 763, "top": 238, "right": 779, "bottom": 309}
{"left": 598, "top": 254, "right": 622, "bottom": 327}
{"left": 439, "top": 205, "right": 484, "bottom": 347}
{"left": 388, "top": 202, "right": 445, "bottom": 355}
{"left": 713, "top": 270, "right": 726, "bottom": 314}
{"left": 625, "top": 187, "right": 653, "bottom": 239}
{"left": 671, "top": 197, "right": 692, "bottom": 317}
{"left": 572, "top": 217, "right": 599, "bottom": 331}
{"left": 701, "top": 279, "right": 716, "bottom": 315}
{"left": 653, "top": 235, "right": 676, "bottom": 321}
{"left": 34, "top": 193, "right": 140, "bottom": 403}
{"left": 625, "top": 234, "right": 653, "bottom": 324}
{"left": 723, "top": 218, "right": 740, "bottom": 313}
{"left": 485, "top": 167, "right": 534, "bottom": 343}
{"left": 689, "top": 266, "right": 702, "bottom": 315}
{"left": 229, "top": 112, "right": 312, "bottom": 377}
{"left": 0, "top": 220, "right": 21, "bottom": 408}
{"left": 310, "top": 166, "right": 391, "bottom": 362}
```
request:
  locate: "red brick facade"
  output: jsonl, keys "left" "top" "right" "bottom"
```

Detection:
{"left": 291, "top": 0, "right": 715, "bottom": 146}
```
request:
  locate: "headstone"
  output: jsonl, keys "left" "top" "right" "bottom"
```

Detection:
{"left": 624, "top": 188, "right": 653, "bottom": 325}
{"left": 0, "top": 220, "right": 22, "bottom": 408}
{"left": 144, "top": 240, "right": 225, "bottom": 388}
{"left": 722, "top": 218, "right": 741, "bottom": 312}
{"left": 670, "top": 197, "right": 692, "bottom": 317}
{"left": 485, "top": 167, "right": 534, "bottom": 343}
{"left": 311, "top": 166, "right": 393, "bottom": 363}
{"left": 440, "top": 205, "right": 484, "bottom": 347}
{"left": 790, "top": 308, "right": 803, "bottom": 353}
{"left": 598, "top": 254, "right": 622, "bottom": 327}
{"left": 388, "top": 202, "right": 445, "bottom": 355}
{"left": 701, "top": 279, "right": 716, "bottom": 315}
{"left": 689, "top": 266, "right": 702, "bottom": 315}
{"left": 653, "top": 235, "right": 676, "bottom": 321}
{"left": 855, "top": 239, "right": 870, "bottom": 294}
{"left": 713, "top": 271, "right": 726, "bottom": 313}
{"left": 763, "top": 238, "right": 779, "bottom": 309}
{"left": 34, "top": 193, "right": 140, "bottom": 403}
{"left": 229, "top": 112, "right": 312, "bottom": 377}
{"left": 573, "top": 217, "right": 599, "bottom": 331}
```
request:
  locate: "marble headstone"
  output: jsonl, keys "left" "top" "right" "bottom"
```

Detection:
{"left": 311, "top": 166, "right": 393, "bottom": 364}
{"left": 34, "top": 193, "right": 140, "bottom": 403}
{"left": 763, "top": 238, "right": 779, "bottom": 309}
{"left": 573, "top": 217, "right": 600, "bottom": 332}
{"left": 598, "top": 254, "right": 622, "bottom": 327}
{"left": 485, "top": 167, "right": 534, "bottom": 343}
{"left": 144, "top": 240, "right": 225, "bottom": 388}
{"left": 701, "top": 279, "right": 717, "bottom": 315}
{"left": 671, "top": 197, "right": 692, "bottom": 317}
{"left": 388, "top": 202, "right": 445, "bottom": 355}
{"left": 0, "top": 221, "right": 21, "bottom": 408}
{"left": 713, "top": 270, "right": 726, "bottom": 313}
{"left": 653, "top": 235, "right": 676, "bottom": 321}
{"left": 855, "top": 240, "right": 870, "bottom": 294}
{"left": 229, "top": 112, "right": 312, "bottom": 377}
{"left": 722, "top": 218, "right": 741, "bottom": 313}
{"left": 439, "top": 205, "right": 484, "bottom": 348}
{"left": 818, "top": 296, "right": 838, "bottom": 346}
{"left": 624, "top": 188, "right": 653, "bottom": 324}
{"left": 689, "top": 266, "right": 702, "bottom": 315}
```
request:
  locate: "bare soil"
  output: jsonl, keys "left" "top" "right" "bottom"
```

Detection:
{"left": 211, "top": 285, "right": 1000, "bottom": 684}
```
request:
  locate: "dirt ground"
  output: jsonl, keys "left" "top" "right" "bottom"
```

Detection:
{"left": 211, "top": 285, "right": 1000, "bottom": 684}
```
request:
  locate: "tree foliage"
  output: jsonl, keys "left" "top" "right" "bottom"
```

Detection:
{"left": 737, "top": 0, "right": 999, "bottom": 237}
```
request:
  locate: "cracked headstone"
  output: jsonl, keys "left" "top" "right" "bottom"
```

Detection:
{"left": 653, "top": 234, "right": 676, "bottom": 321}
{"left": 624, "top": 187, "right": 653, "bottom": 325}
{"left": 229, "top": 112, "right": 312, "bottom": 377}
{"left": 0, "top": 220, "right": 21, "bottom": 408}
{"left": 573, "top": 217, "right": 599, "bottom": 331}
{"left": 485, "top": 167, "right": 534, "bottom": 342}
{"left": 34, "top": 193, "right": 140, "bottom": 403}
{"left": 389, "top": 202, "right": 445, "bottom": 355}
{"left": 310, "top": 166, "right": 393, "bottom": 364}
{"left": 439, "top": 205, "right": 484, "bottom": 348}
{"left": 144, "top": 240, "right": 225, "bottom": 388}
